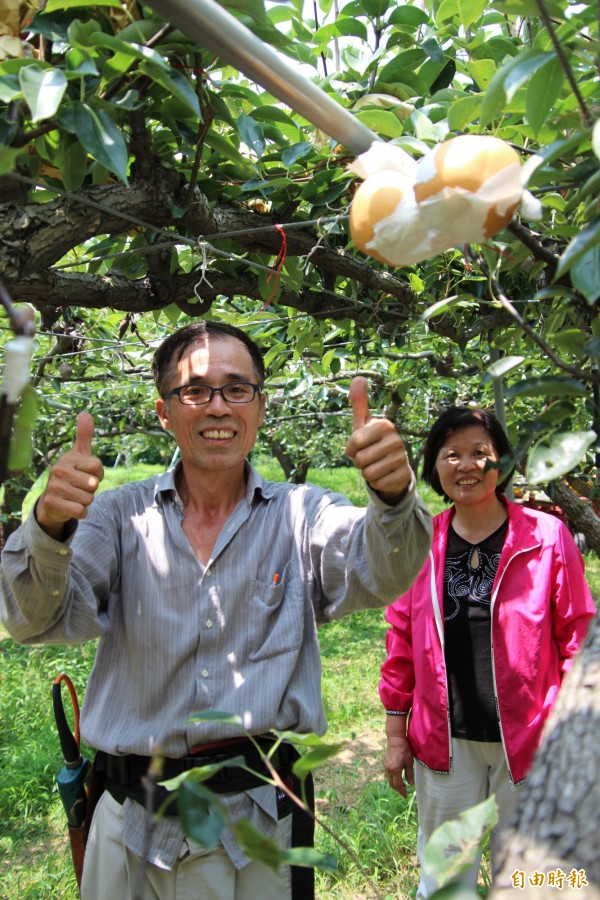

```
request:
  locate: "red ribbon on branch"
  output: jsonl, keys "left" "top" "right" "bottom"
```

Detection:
{"left": 261, "top": 224, "right": 287, "bottom": 309}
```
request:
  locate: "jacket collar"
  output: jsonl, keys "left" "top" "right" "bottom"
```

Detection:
{"left": 432, "top": 496, "right": 540, "bottom": 555}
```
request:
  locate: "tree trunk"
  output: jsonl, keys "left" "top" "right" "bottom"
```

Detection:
{"left": 491, "top": 613, "right": 600, "bottom": 898}
{"left": 0, "top": 476, "right": 33, "bottom": 548}
{"left": 549, "top": 480, "right": 600, "bottom": 556}
{"left": 266, "top": 439, "right": 310, "bottom": 483}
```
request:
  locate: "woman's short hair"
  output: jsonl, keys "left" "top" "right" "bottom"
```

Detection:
{"left": 422, "top": 406, "right": 515, "bottom": 500}
{"left": 152, "top": 321, "right": 265, "bottom": 397}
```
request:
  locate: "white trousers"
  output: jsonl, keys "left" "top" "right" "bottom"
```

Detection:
{"left": 80, "top": 791, "right": 293, "bottom": 900}
{"left": 414, "top": 739, "right": 523, "bottom": 899}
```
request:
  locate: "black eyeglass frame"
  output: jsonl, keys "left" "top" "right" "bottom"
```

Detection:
{"left": 165, "top": 381, "right": 262, "bottom": 406}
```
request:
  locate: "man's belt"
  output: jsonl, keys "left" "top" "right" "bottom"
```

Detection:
{"left": 97, "top": 736, "right": 299, "bottom": 810}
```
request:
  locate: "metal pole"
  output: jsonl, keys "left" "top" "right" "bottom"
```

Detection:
{"left": 489, "top": 345, "right": 514, "bottom": 500}
{"left": 145, "top": 0, "right": 380, "bottom": 156}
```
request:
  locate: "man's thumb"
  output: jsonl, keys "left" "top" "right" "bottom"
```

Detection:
{"left": 350, "top": 376, "right": 371, "bottom": 430}
{"left": 73, "top": 411, "right": 95, "bottom": 456}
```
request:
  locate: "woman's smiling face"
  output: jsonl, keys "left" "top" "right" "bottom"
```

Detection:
{"left": 435, "top": 424, "right": 500, "bottom": 507}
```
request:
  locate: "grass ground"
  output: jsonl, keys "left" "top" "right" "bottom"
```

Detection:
{"left": 1, "top": 461, "right": 598, "bottom": 899}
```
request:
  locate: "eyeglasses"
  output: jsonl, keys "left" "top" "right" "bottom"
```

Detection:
{"left": 166, "top": 382, "right": 262, "bottom": 406}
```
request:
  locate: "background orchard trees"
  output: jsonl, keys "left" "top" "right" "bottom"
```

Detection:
{"left": 0, "top": 0, "right": 599, "bottom": 545}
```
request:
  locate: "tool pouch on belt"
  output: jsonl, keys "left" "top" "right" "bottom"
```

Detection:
{"left": 68, "top": 756, "right": 107, "bottom": 890}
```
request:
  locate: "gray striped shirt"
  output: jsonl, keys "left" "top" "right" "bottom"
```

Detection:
{"left": 1, "top": 462, "right": 431, "bottom": 868}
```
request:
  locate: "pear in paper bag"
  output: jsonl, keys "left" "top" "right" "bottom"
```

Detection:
{"left": 414, "top": 135, "right": 522, "bottom": 241}
{"left": 349, "top": 170, "right": 414, "bottom": 263}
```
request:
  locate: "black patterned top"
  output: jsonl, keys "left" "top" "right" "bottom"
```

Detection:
{"left": 443, "top": 518, "right": 508, "bottom": 742}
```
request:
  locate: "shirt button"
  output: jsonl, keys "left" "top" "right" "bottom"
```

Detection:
{"left": 57, "top": 548, "right": 68, "bottom": 556}
{"left": 201, "top": 668, "right": 209, "bottom": 678}
{"left": 52, "top": 590, "right": 60, "bottom": 597}
{"left": 206, "top": 619, "right": 213, "bottom": 628}
{"left": 205, "top": 568, "right": 211, "bottom": 576}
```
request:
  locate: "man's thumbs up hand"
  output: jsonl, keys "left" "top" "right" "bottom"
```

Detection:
{"left": 73, "top": 411, "right": 95, "bottom": 456}
{"left": 346, "top": 376, "right": 412, "bottom": 505}
{"left": 350, "top": 376, "right": 371, "bottom": 431}
{"left": 36, "top": 412, "right": 104, "bottom": 539}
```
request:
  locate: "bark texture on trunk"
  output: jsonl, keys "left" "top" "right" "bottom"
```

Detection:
{"left": 491, "top": 613, "right": 600, "bottom": 898}
{"left": 551, "top": 480, "right": 600, "bottom": 557}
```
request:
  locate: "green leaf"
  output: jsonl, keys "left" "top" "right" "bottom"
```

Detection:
{"left": 230, "top": 821, "right": 284, "bottom": 869}
{"left": 313, "top": 18, "right": 368, "bottom": 43}
{"left": 0, "top": 145, "right": 22, "bottom": 175}
{"left": 178, "top": 780, "right": 228, "bottom": 849}
{"left": 423, "top": 796, "right": 498, "bottom": 887}
{"left": 187, "top": 711, "right": 246, "bottom": 726}
{"left": 525, "top": 56, "right": 564, "bottom": 137}
{"left": 463, "top": 59, "right": 497, "bottom": 90}
{"left": 354, "top": 109, "right": 403, "bottom": 138}
{"left": 458, "top": 0, "right": 487, "bottom": 30}
{"left": 480, "top": 48, "right": 553, "bottom": 126}
{"left": 447, "top": 95, "right": 482, "bottom": 132}
{"left": 19, "top": 65, "right": 67, "bottom": 123}
{"left": 492, "top": 0, "right": 564, "bottom": 16}
{"left": 555, "top": 220, "right": 600, "bottom": 279}
{"left": 481, "top": 356, "right": 525, "bottom": 383}
{"left": 45, "top": 0, "right": 122, "bottom": 8}
{"left": 281, "top": 142, "right": 312, "bottom": 168}
{"left": 237, "top": 113, "right": 266, "bottom": 159}
{"left": 57, "top": 138, "right": 88, "bottom": 191}
{"left": 563, "top": 170, "right": 600, "bottom": 216}
{"left": 388, "top": 5, "right": 430, "bottom": 26}
{"left": 280, "top": 846, "right": 337, "bottom": 872}
{"left": 527, "top": 431, "right": 597, "bottom": 485}
{"left": 65, "top": 47, "right": 99, "bottom": 76}
{"left": 222, "top": 0, "right": 267, "bottom": 25}
{"left": 161, "top": 756, "right": 247, "bottom": 790}
{"left": 570, "top": 245, "right": 600, "bottom": 305}
{"left": 93, "top": 35, "right": 200, "bottom": 118}
{"left": 292, "top": 742, "right": 345, "bottom": 778}
{"left": 436, "top": 0, "right": 459, "bottom": 23}
{"left": 72, "top": 102, "right": 129, "bottom": 184}
{"left": 377, "top": 49, "right": 427, "bottom": 84}
{"left": 0, "top": 73, "right": 22, "bottom": 103}
{"left": 143, "top": 64, "right": 201, "bottom": 118}
{"left": 204, "top": 132, "right": 257, "bottom": 175}
{"left": 421, "top": 296, "right": 478, "bottom": 321}
{"left": 93, "top": 32, "right": 171, "bottom": 70}
{"left": 546, "top": 328, "right": 586, "bottom": 355}
{"left": 506, "top": 376, "right": 588, "bottom": 399}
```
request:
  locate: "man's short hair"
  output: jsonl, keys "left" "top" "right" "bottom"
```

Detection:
{"left": 421, "top": 405, "right": 515, "bottom": 500}
{"left": 152, "top": 321, "right": 266, "bottom": 397}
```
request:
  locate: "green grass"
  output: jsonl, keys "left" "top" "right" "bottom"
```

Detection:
{"left": 1, "top": 464, "right": 598, "bottom": 899}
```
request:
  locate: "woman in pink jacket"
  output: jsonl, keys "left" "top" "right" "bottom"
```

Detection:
{"left": 379, "top": 406, "right": 595, "bottom": 898}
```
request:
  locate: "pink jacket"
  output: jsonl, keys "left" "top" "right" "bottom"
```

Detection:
{"left": 379, "top": 499, "right": 596, "bottom": 784}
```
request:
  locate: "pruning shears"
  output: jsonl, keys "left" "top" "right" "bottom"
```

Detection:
{"left": 53, "top": 674, "right": 91, "bottom": 828}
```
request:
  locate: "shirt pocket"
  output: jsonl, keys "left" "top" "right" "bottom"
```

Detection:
{"left": 247, "top": 562, "right": 304, "bottom": 661}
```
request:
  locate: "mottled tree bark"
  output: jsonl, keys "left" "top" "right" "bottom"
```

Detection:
{"left": 551, "top": 480, "right": 600, "bottom": 557}
{"left": 491, "top": 613, "right": 600, "bottom": 898}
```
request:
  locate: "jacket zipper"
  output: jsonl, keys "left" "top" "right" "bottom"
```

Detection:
{"left": 429, "top": 550, "right": 453, "bottom": 773}
{"left": 489, "top": 542, "right": 540, "bottom": 784}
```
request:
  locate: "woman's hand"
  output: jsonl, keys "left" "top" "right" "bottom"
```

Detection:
{"left": 384, "top": 737, "right": 415, "bottom": 798}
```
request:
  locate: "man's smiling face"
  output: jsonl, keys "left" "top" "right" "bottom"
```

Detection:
{"left": 156, "top": 335, "right": 266, "bottom": 474}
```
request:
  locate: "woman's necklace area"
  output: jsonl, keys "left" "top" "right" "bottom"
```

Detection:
{"left": 468, "top": 545, "right": 481, "bottom": 571}
{"left": 452, "top": 515, "right": 509, "bottom": 575}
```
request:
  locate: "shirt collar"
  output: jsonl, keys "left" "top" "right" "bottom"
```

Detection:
{"left": 153, "top": 459, "right": 275, "bottom": 508}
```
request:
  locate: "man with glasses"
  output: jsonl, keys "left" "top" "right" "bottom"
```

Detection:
{"left": 0, "top": 320, "right": 432, "bottom": 900}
